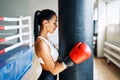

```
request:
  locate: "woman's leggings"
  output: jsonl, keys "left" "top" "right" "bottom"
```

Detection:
{"left": 38, "top": 70, "right": 57, "bottom": 80}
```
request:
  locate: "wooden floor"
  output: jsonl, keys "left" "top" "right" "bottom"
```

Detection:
{"left": 94, "top": 57, "right": 120, "bottom": 80}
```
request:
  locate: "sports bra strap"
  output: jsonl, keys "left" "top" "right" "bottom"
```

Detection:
{"left": 37, "top": 36, "right": 51, "bottom": 48}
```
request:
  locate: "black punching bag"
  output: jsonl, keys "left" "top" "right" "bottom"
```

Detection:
{"left": 58, "top": 0, "right": 93, "bottom": 80}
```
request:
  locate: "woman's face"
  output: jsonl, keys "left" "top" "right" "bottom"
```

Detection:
{"left": 47, "top": 15, "right": 57, "bottom": 33}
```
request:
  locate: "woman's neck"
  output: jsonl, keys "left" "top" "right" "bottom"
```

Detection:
{"left": 39, "top": 29, "right": 48, "bottom": 39}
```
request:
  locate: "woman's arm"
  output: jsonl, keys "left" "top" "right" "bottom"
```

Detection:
{"left": 35, "top": 39, "right": 66, "bottom": 75}
{"left": 35, "top": 40, "right": 92, "bottom": 75}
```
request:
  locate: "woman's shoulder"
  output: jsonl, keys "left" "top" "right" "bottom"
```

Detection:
{"left": 35, "top": 38, "right": 48, "bottom": 48}
{"left": 35, "top": 38, "right": 51, "bottom": 57}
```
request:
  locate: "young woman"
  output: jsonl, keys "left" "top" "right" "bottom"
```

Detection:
{"left": 34, "top": 9, "right": 66, "bottom": 80}
{"left": 34, "top": 9, "right": 92, "bottom": 80}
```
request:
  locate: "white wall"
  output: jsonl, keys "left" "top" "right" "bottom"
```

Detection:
{"left": 106, "top": 0, "right": 120, "bottom": 25}
{"left": 0, "top": 0, "right": 58, "bottom": 45}
{"left": 97, "top": 0, "right": 106, "bottom": 57}
{"left": 106, "top": 25, "right": 120, "bottom": 44}
{"left": 97, "top": 0, "right": 120, "bottom": 57}
{"left": 105, "top": 0, "right": 120, "bottom": 43}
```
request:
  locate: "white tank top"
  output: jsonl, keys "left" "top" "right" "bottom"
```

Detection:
{"left": 37, "top": 36, "right": 59, "bottom": 64}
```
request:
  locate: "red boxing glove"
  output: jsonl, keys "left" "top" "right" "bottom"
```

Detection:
{"left": 63, "top": 42, "right": 92, "bottom": 68}
{"left": 69, "top": 42, "right": 92, "bottom": 64}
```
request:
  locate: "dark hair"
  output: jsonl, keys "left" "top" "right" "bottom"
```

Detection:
{"left": 34, "top": 9, "right": 56, "bottom": 41}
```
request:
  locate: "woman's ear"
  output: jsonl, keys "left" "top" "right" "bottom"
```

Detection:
{"left": 43, "top": 20, "right": 49, "bottom": 25}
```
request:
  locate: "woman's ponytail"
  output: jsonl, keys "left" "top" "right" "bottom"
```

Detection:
{"left": 34, "top": 10, "right": 40, "bottom": 41}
